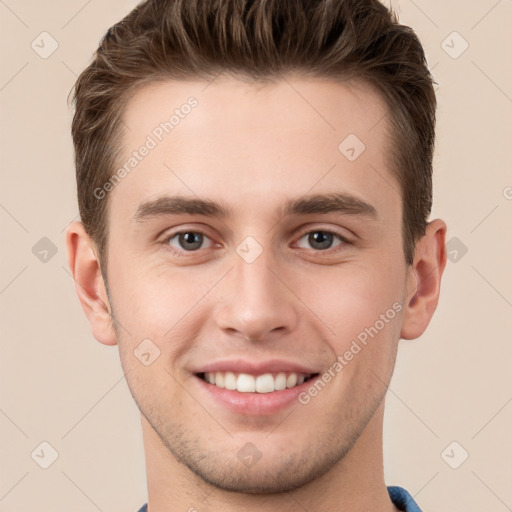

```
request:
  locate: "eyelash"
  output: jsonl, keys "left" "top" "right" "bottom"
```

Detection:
{"left": 162, "top": 228, "right": 352, "bottom": 257}
{"left": 294, "top": 228, "right": 351, "bottom": 253}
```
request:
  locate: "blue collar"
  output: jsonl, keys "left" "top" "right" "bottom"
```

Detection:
{"left": 387, "top": 486, "right": 423, "bottom": 511}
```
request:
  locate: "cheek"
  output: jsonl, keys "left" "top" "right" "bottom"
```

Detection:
{"left": 296, "top": 260, "right": 404, "bottom": 358}
{"left": 108, "top": 260, "right": 210, "bottom": 333}
{"left": 107, "top": 260, "right": 220, "bottom": 373}
{"left": 304, "top": 266, "right": 403, "bottom": 410}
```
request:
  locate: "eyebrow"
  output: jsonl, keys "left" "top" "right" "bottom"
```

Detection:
{"left": 283, "top": 192, "right": 377, "bottom": 218}
{"left": 133, "top": 192, "right": 377, "bottom": 222}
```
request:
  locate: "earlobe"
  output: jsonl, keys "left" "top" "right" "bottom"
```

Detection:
{"left": 400, "top": 219, "right": 447, "bottom": 340}
{"left": 65, "top": 222, "right": 117, "bottom": 346}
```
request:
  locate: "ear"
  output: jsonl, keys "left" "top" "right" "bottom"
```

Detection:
{"left": 65, "top": 221, "right": 117, "bottom": 346}
{"left": 400, "top": 219, "right": 447, "bottom": 340}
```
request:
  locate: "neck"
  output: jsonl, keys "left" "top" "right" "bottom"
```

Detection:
{"left": 141, "top": 400, "right": 399, "bottom": 512}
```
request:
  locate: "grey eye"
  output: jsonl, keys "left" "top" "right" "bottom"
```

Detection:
{"left": 297, "top": 231, "right": 343, "bottom": 250}
{"left": 169, "top": 232, "right": 206, "bottom": 251}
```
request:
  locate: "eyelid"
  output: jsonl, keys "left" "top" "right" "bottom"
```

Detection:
{"left": 159, "top": 223, "right": 216, "bottom": 242}
{"left": 293, "top": 225, "right": 354, "bottom": 245}
{"left": 290, "top": 227, "right": 354, "bottom": 258}
{"left": 163, "top": 229, "right": 216, "bottom": 245}
{"left": 159, "top": 224, "right": 354, "bottom": 257}
{"left": 159, "top": 227, "right": 219, "bottom": 258}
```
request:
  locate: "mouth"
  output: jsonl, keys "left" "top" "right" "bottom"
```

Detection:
{"left": 197, "top": 371, "right": 320, "bottom": 393}
{"left": 192, "top": 359, "right": 324, "bottom": 415}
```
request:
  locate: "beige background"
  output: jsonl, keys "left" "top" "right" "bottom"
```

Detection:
{"left": 1, "top": 0, "right": 511, "bottom": 511}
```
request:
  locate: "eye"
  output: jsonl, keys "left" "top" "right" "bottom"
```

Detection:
{"left": 295, "top": 230, "right": 347, "bottom": 251}
{"left": 165, "top": 231, "right": 214, "bottom": 252}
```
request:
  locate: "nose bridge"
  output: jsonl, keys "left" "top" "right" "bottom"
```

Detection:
{"left": 236, "top": 243, "right": 278, "bottom": 305}
{"left": 214, "top": 239, "right": 298, "bottom": 341}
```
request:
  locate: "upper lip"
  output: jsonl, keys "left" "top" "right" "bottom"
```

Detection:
{"left": 193, "top": 358, "right": 320, "bottom": 375}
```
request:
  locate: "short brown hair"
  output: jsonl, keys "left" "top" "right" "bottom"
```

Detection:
{"left": 71, "top": 0, "right": 436, "bottom": 267}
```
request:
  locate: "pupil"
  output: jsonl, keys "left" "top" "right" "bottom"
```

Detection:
{"left": 180, "top": 232, "right": 202, "bottom": 250}
{"left": 309, "top": 231, "right": 332, "bottom": 249}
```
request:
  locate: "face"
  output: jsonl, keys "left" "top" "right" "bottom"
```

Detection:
{"left": 101, "top": 76, "right": 411, "bottom": 492}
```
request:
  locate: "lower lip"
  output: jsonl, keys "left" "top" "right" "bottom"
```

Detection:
{"left": 194, "top": 375, "right": 315, "bottom": 416}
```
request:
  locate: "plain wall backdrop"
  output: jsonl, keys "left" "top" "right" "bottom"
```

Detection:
{"left": 1, "top": 1, "right": 511, "bottom": 511}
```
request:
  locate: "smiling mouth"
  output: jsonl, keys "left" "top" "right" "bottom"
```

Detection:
{"left": 197, "top": 371, "right": 320, "bottom": 393}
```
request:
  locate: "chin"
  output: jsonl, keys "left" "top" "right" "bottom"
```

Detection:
{"left": 189, "top": 459, "right": 329, "bottom": 494}
{"left": 170, "top": 437, "right": 353, "bottom": 495}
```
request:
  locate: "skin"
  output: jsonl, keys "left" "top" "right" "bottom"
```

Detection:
{"left": 67, "top": 75, "right": 447, "bottom": 512}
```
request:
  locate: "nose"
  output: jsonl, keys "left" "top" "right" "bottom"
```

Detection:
{"left": 213, "top": 243, "right": 299, "bottom": 343}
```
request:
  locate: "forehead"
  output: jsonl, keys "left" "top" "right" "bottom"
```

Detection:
{"left": 112, "top": 75, "right": 398, "bottom": 223}
{"left": 122, "top": 75, "right": 389, "bottom": 147}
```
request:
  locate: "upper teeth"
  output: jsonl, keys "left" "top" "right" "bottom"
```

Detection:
{"left": 203, "top": 372, "right": 310, "bottom": 393}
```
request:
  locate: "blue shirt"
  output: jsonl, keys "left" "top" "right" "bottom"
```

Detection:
{"left": 136, "top": 485, "right": 421, "bottom": 511}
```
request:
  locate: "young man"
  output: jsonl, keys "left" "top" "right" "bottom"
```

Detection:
{"left": 66, "top": 1, "right": 447, "bottom": 510}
